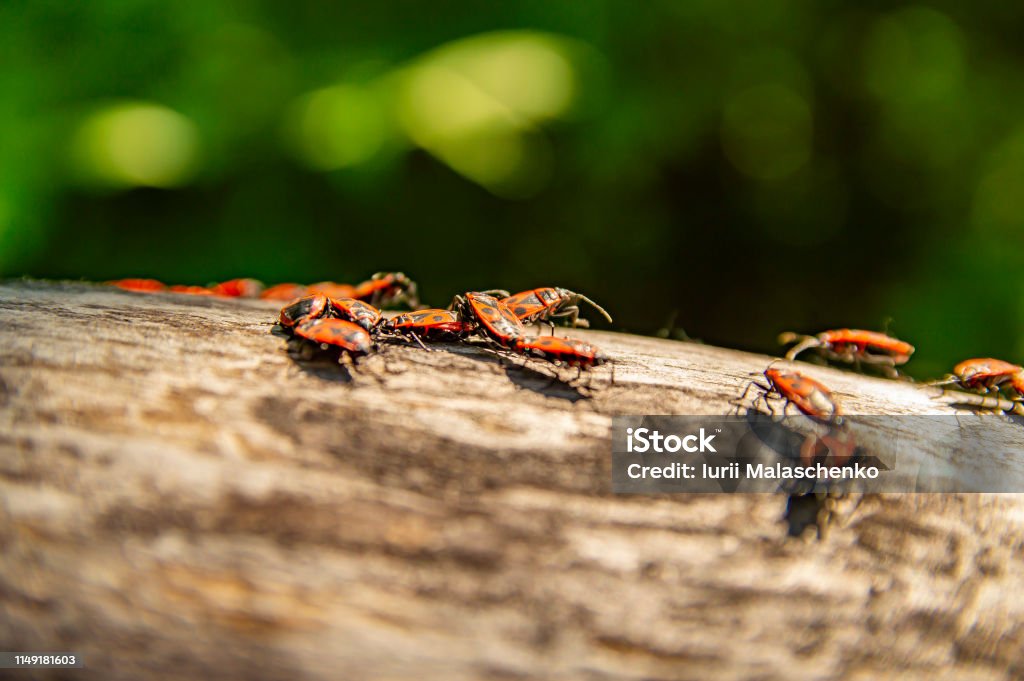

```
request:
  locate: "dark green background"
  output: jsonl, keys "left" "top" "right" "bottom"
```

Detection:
{"left": 4, "top": 1, "right": 1023, "bottom": 377}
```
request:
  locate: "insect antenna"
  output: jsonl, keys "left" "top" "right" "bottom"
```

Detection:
{"left": 924, "top": 374, "right": 961, "bottom": 387}
{"left": 576, "top": 294, "right": 613, "bottom": 323}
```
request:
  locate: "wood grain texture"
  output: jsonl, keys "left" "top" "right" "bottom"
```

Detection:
{"left": 0, "top": 280, "right": 1022, "bottom": 681}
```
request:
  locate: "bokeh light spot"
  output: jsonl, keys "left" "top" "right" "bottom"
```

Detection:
{"left": 397, "top": 31, "right": 578, "bottom": 196}
{"left": 721, "top": 83, "right": 812, "bottom": 181}
{"left": 864, "top": 7, "right": 965, "bottom": 104}
{"left": 399, "top": 64, "right": 516, "bottom": 148}
{"left": 286, "top": 84, "right": 391, "bottom": 170}
{"left": 71, "top": 103, "right": 201, "bottom": 189}
{"left": 972, "top": 126, "right": 1024, "bottom": 240}
{"left": 861, "top": 8, "right": 970, "bottom": 170}
{"left": 435, "top": 32, "right": 576, "bottom": 121}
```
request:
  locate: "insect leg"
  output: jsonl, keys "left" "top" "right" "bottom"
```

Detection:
{"left": 409, "top": 331, "right": 431, "bottom": 352}
{"left": 554, "top": 306, "right": 586, "bottom": 328}
{"left": 934, "top": 390, "right": 1019, "bottom": 412}
{"left": 925, "top": 374, "right": 961, "bottom": 387}
{"left": 857, "top": 352, "right": 901, "bottom": 378}
{"left": 447, "top": 294, "right": 466, "bottom": 312}
{"left": 778, "top": 333, "right": 821, "bottom": 361}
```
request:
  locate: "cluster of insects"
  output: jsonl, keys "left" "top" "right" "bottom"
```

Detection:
{"left": 111, "top": 273, "right": 615, "bottom": 380}
{"left": 274, "top": 280, "right": 614, "bottom": 380}
{"left": 110, "top": 273, "right": 1019, "bottom": 543}
{"left": 110, "top": 274, "right": 1023, "bottom": 418}
{"left": 747, "top": 326, "right": 1024, "bottom": 472}
{"left": 747, "top": 328, "right": 1023, "bottom": 536}
{"left": 108, "top": 272, "right": 420, "bottom": 308}
{"left": 748, "top": 328, "right": 916, "bottom": 468}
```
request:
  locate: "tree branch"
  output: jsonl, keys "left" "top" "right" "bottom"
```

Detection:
{"left": 1, "top": 280, "right": 1021, "bottom": 680}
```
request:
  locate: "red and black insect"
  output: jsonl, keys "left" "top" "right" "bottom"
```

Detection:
{"left": 930, "top": 358, "right": 1024, "bottom": 415}
{"left": 942, "top": 358, "right": 1024, "bottom": 393}
{"left": 292, "top": 318, "right": 373, "bottom": 359}
{"left": 210, "top": 278, "right": 264, "bottom": 298}
{"left": 762, "top": 367, "right": 843, "bottom": 425}
{"left": 502, "top": 287, "right": 612, "bottom": 330}
{"left": 511, "top": 335, "right": 612, "bottom": 384}
{"left": 109, "top": 278, "right": 166, "bottom": 293}
{"left": 778, "top": 329, "right": 914, "bottom": 377}
{"left": 353, "top": 272, "right": 419, "bottom": 309}
{"left": 381, "top": 309, "right": 473, "bottom": 347}
{"left": 279, "top": 294, "right": 332, "bottom": 329}
{"left": 450, "top": 292, "right": 525, "bottom": 348}
{"left": 512, "top": 336, "right": 609, "bottom": 369}
{"left": 746, "top": 366, "right": 854, "bottom": 466}
{"left": 330, "top": 298, "right": 384, "bottom": 333}
{"left": 261, "top": 283, "right": 310, "bottom": 301}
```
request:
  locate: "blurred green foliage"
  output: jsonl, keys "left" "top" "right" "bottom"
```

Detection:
{"left": 3, "top": 0, "right": 1024, "bottom": 376}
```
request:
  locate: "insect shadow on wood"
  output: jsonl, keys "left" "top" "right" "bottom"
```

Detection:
{"left": 501, "top": 360, "right": 591, "bottom": 403}
{"left": 456, "top": 343, "right": 593, "bottom": 402}
{"left": 284, "top": 336, "right": 359, "bottom": 384}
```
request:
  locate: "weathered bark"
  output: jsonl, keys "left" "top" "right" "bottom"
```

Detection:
{"left": 0, "top": 280, "right": 1022, "bottom": 681}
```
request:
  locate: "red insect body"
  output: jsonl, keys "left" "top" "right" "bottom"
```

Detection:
{"left": 781, "top": 328, "right": 914, "bottom": 367}
{"left": 261, "top": 283, "right": 310, "bottom": 301}
{"left": 951, "top": 358, "right": 1023, "bottom": 391}
{"left": 502, "top": 288, "right": 561, "bottom": 321}
{"left": 502, "top": 287, "right": 612, "bottom": 328}
{"left": 384, "top": 309, "right": 473, "bottom": 342}
{"left": 293, "top": 318, "right": 372, "bottom": 356}
{"left": 512, "top": 336, "right": 608, "bottom": 368}
{"left": 168, "top": 285, "right": 215, "bottom": 296}
{"left": 764, "top": 368, "right": 842, "bottom": 423}
{"left": 757, "top": 367, "right": 852, "bottom": 468}
{"left": 819, "top": 329, "right": 913, "bottom": 362}
{"left": 931, "top": 358, "right": 1024, "bottom": 415}
{"left": 799, "top": 428, "right": 857, "bottom": 467}
{"left": 307, "top": 282, "right": 357, "bottom": 299}
{"left": 279, "top": 294, "right": 331, "bottom": 329}
{"left": 454, "top": 292, "right": 525, "bottom": 348}
{"left": 110, "top": 278, "right": 166, "bottom": 293}
{"left": 353, "top": 272, "right": 419, "bottom": 309}
{"left": 210, "top": 278, "right": 263, "bottom": 298}
{"left": 330, "top": 298, "right": 383, "bottom": 333}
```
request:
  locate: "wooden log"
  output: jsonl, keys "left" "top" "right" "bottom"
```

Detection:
{"left": 0, "top": 280, "right": 1022, "bottom": 680}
